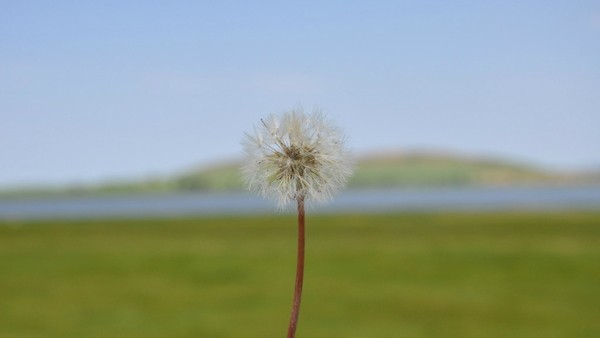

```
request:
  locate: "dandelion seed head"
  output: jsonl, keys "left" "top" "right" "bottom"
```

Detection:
{"left": 242, "top": 108, "right": 353, "bottom": 208}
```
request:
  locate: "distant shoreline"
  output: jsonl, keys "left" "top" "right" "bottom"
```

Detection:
{"left": 2, "top": 151, "right": 599, "bottom": 200}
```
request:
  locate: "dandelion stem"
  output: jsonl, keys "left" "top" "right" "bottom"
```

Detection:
{"left": 287, "top": 195, "right": 305, "bottom": 338}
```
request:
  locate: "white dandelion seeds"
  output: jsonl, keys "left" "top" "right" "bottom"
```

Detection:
{"left": 242, "top": 108, "right": 353, "bottom": 208}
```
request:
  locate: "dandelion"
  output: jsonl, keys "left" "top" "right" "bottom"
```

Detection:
{"left": 242, "top": 108, "right": 353, "bottom": 338}
{"left": 242, "top": 109, "right": 353, "bottom": 208}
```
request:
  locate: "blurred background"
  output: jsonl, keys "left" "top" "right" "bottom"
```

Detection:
{"left": 1, "top": 1, "right": 599, "bottom": 337}
{"left": 2, "top": 1, "right": 600, "bottom": 189}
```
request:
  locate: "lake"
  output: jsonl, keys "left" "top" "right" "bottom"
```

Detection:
{"left": 1, "top": 186, "right": 599, "bottom": 220}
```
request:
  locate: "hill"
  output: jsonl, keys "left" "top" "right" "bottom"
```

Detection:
{"left": 349, "top": 151, "right": 557, "bottom": 188}
{"left": 171, "top": 150, "right": 599, "bottom": 191}
{"left": 1, "top": 150, "right": 598, "bottom": 198}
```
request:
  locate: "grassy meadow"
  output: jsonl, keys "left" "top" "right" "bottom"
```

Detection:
{"left": 1, "top": 212, "right": 599, "bottom": 338}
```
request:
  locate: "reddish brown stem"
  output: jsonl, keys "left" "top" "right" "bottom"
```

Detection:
{"left": 287, "top": 196, "right": 305, "bottom": 338}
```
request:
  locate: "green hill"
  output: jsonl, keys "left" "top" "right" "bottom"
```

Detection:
{"left": 348, "top": 152, "right": 555, "bottom": 188}
{"left": 171, "top": 151, "right": 597, "bottom": 191}
{"left": 1, "top": 151, "right": 598, "bottom": 198}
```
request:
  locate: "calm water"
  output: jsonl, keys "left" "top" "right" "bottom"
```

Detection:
{"left": 1, "top": 187, "right": 599, "bottom": 220}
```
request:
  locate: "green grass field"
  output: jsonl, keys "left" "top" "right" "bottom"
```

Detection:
{"left": 1, "top": 212, "right": 599, "bottom": 338}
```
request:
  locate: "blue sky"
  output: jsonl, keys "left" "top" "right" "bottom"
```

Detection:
{"left": 1, "top": 1, "right": 599, "bottom": 186}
